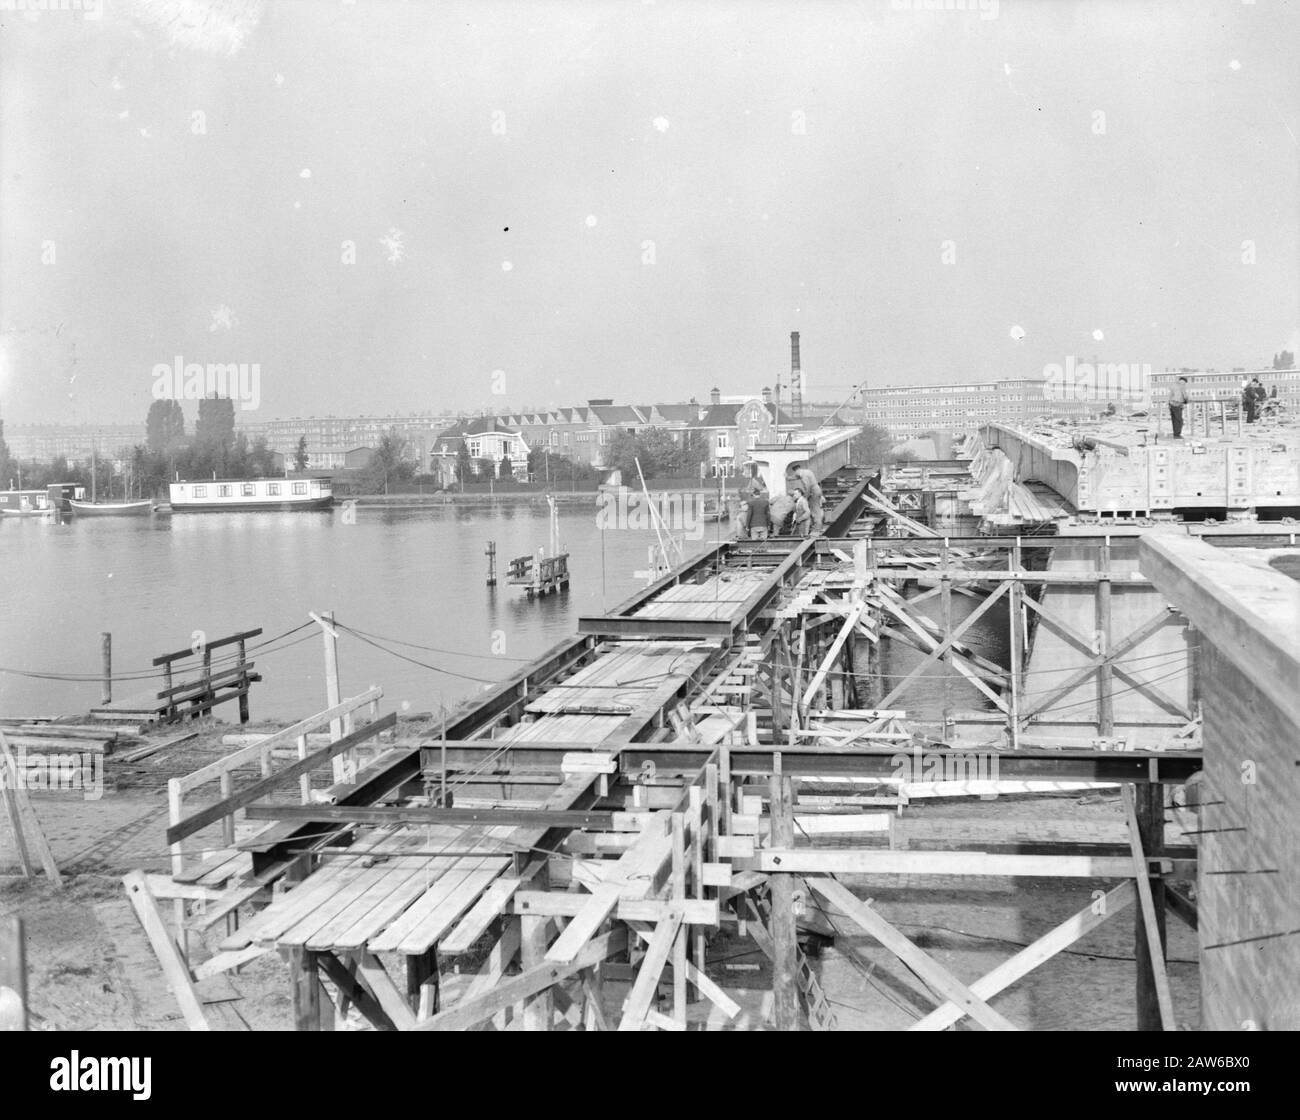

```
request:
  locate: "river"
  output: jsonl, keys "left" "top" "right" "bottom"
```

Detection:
{"left": 0, "top": 505, "right": 727, "bottom": 722}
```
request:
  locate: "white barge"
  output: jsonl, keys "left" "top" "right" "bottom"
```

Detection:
{"left": 169, "top": 477, "right": 333, "bottom": 512}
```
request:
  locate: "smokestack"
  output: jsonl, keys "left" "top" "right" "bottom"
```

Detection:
{"left": 790, "top": 331, "right": 803, "bottom": 419}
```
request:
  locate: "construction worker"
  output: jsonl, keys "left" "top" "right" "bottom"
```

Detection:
{"left": 790, "top": 487, "right": 812, "bottom": 537}
{"left": 1244, "top": 378, "right": 1267, "bottom": 423}
{"left": 746, "top": 487, "right": 770, "bottom": 540}
{"left": 768, "top": 491, "right": 795, "bottom": 536}
{"left": 1168, "top": 376, "right": 1189, "bottom": 438}
{"left": 794, "top": 465, "right": 823, "bottom": 533}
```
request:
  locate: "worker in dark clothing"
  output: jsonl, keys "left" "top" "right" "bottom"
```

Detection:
{"left": 790, "top": 487, "right": 812, "bottom": 537}
{"left": 1168, "top": 376, "right": 1189, "bottom": 438}
{"left": 745, "top": 489, "right": 770, "bottom": 540}
{"left": 1243, "top": 378, "right": 1267, "bottom": 423}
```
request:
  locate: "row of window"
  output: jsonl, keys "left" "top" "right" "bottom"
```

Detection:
{"left": 190, "top": 482, "right": 309, "bottom": 498}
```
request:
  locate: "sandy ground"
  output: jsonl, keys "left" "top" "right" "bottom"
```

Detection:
{"left": 1, "top": 719, "right": 1200, "bottom": 1031}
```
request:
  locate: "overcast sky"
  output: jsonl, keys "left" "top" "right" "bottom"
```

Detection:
{"left": 1, "top": 0, "right": 1297, "bottom": 427}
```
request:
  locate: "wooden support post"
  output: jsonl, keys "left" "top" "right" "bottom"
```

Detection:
{"left": 100, "top": 632, "right": 112, "bottom": 705}
{"left": 689, "top": 785, "right": 706, "bottom": 989}
{"left": 768, "top": 772, "right": 800, "bottom": 1031}
{"left": 405, "top": 947, "right": 439, "bottom": 1019}
{"left": 940, "top": 540, "right": 953, "bottom": 736}
{"left": 123, "top": 871, "right": 209, "bottom": 1031}
{"left": 0, "top": 731, "right": 61, "bottom": 888}
{"left": 237, "top": 637, "right": 250, "bottom": 724}
{"left": 1125, "top": 784, "right": 1174, "bottom": 1031}
{"left": 1, "top": 774, "right": 34, "bottom": 881}
{"left": 767, "top": 638, "right": 786, "bottom": 736}
{"left": 485, "top": 540, "right": 497, "bottom": 587}
{"left": 0, "top": 915, "right": 27, "bottom": 1031}
{"left": 1009, "top": 539, "right": 1023, "bottom": 750}
{"left": 520, "top": 915, "right": 552, "bottom": 1030}
{"left": 1096, "top": 539, "right": 1114, "bottom": 737}
{"left": 319, "top": 610, "right": 347, "bottom": 783}
{"left": 671, "top": 812, "right": 688, "bottom": 1025}
{"left": 292, "top": 948, "right": 322, "bottom": 1032}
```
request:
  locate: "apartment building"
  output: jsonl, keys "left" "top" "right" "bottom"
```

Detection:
{"left": 3, "top": 423, "right": 147, "bottom": 466}
{"left": 1148, "top": 368, "right": 1300, "bottom": 407}
{"left": 237, "top": 414, "right": 451, "bottom": 470}
{"left": 852, "top": 377, "right": 1097, "bottom": 438}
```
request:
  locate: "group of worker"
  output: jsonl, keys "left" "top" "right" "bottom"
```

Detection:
{"left": 735, "top": 465, "right": 823, "bottom": 539}
{"left": 1168, "top": 375, "right": 1278, "bottom": 438}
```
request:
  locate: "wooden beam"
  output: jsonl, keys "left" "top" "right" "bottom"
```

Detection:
{"left": 910, "top": 882, "right": 1135, "bottom": 1030}
{"left": 416, "top": 927, "right": 628, "bottom": 1031}
{"left": 759, "top": 850, "right": 1167, "bottom": 878}
{"left": 1123, "top": 784, "right": 1175, "bottom": 1031}
{"left": 353, "top": 951, "right": 417, "bottom": 1030}
{"left": 122, "top": 870, "right": 209, "bottom": 1031}
{"left": 808, "top": 876, "right": 1019, "bottom": 1031}
{"left": 879, "top": 582, "right": 1010, "bottom": 711}
{"left": 520, "top": 915, "right": 552, "bottom": 1030}
{"left": 768, "top": 774, "right": 800, "bottom": 1031}
{"left": 166, "top": 712, "right": 396, "bottom": 845}
{"left": 617, "top": 910, "right": 683, "bottom": 1031}
{"left": 317, "top": 951, "right": 396, "bottom": 1030}
{"left": 800, "top": 599, "right": 869, "bottom": 713}
{"left": 546, "top": 814, "right": 670, "bottom": 963}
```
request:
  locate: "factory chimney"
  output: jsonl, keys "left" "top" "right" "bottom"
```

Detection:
{"left": 790, "top": 331, "right": 803, "bottom": 419}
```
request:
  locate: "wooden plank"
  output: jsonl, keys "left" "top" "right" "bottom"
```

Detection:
{"left": 117, "top": 731, "right": 198, "bottom": 764}
{"left": 415, "top": 927, "right": 627, "bottom": 1031}
{"left": 192, "top": 944, "right": 272, "bottom": 982}
{"left": 758, "top": 850, "right": 1161, "bottom": 878}
{"left": 769, "top": 774, "right": 800, "bottom": 1032}
{"left": 512, "top": 894, "right": 718, "bottom": 924}
{"left": 166, "top": 712, "right": 396, "bottom": 845}
{"left": 545, "top": 814, "right": 670, "bottom": 963}
{"left": 122, "top": 870, "right": 210, "bottom": 1031}
{"left": 910, "top": 882, "right": 1135, "bottom": 1030}
{"left": 367, "top": 855, "right": 509, "bottom": 954}
{"left": 617, "top": 910, "right": 683, "bottom": 1032}
{"left": 628, "top": 921, "right": 740, "bottom": 1021}
{"left": 353, "top": 951, "right": 417, "bottom": 1030}
{"left": 0, "top": 730, "right": 61, "bottom": 886}
{"left": 393, "top": 864, "right": 509, "bottom": 955}
{"left": 808, "top": 877, "right": 1019, "bottom": 1032}
{"left": 316, "top": 952, "right": 396, "bottom": 1031}
{"left": 520, "top": 914, "right": 552, "bottom": 1030}
{"left": 1122, "top": 784, "right": 1176, "bottom": 1031}
{"left": 439, "top": 876, "right": 524, "bottom": 956}
{"left": 175, "top": 688, "right": 383, "bottom": 792}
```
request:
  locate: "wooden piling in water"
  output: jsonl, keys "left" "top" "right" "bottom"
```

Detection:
{"left": 101, "top": 632, "right": 112, "bottom": 705}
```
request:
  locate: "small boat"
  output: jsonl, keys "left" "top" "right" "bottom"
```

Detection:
{"left": 69, "top": 498, "right": 155, "bottom": 517}
{"left": 0, "top": 503, "right": 55, "bottom": 517}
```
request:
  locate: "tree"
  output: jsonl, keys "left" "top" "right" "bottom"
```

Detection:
{"left": 455, "top": 443, "right": 473, "bottom": 484}
{"left": 145, "top": 399, "right": 186, "bottom": 453}
{"left": 474, "top": 457, "right": 495, "bottom": 481}
{"left": 293, "top": 434, "right": 309, "bottom": 471}
{"left": 605, "top": 427, "right": 683, "bottom": 481}
{"left": 363, "top": 431, "right": 415, "bottom": 494}
{"left": 193, "top": 395, "right": 236, "bottom": 476}
{"left": 498, "top": 456, "right": 512, "bottom": 480}
{"left": 1273, "top": 351, "right": 1296, "bottom": 370}
{"left": 849, "top": 422, "right": 894, "bottom": 468}
{"left": 249, "top": 436, "right": 277, "bottom": 478}
{"left": 0, "top": 417, "right": 11, "bottom": 488}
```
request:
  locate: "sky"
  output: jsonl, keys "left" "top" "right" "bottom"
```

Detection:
{"left": 1, "top": 0, "right": 1297, "bottom": 427}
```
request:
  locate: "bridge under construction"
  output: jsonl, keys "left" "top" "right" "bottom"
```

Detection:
{"left": 125, "top": 422, "right": 1297, "bottom": 1031}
